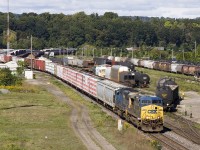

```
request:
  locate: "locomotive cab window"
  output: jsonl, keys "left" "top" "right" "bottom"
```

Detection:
{"left": 129, "top": 75, "right": 134, "bottom": 80}
{"left": 152, "top": 100, "right": 162, "bottom": 104}
{"left": 141, "top": 100, "right": 151, "bottom": 104}
{"left": 124, "top": 76, "right": 128, "bottom": 80}
{"left": 141, "top": 99, "right": 163, "bottom": 106}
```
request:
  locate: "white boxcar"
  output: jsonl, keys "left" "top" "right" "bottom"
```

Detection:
{"left": 12, "top": 56, "right": 24, "bottom": 63}
{"left": 96, "top": 80, "right": 128, "bottom": 108}
{"left": 171, "top": 63, "right": 179, "bottom": 73}
{"left": 108, "top": 56, "right": 114, "bottom": 60}
{"left": 0, "top": 54, "right": 5, "bottom": 62}
{"left": 82, "top": 74, "right": 100, "bottom": 97}
{"left": 87, "top": 76, "right": 99, "bottom": 97}
{"left": 5, "top": 61, "right": 18, "bottom": 73}
{"left": 46, "top": 62, "right": 55, "bottom": 75}
{"left": 56, "top": 64, "right": 64, "bottom": 79}
{"left": 114, "top": 57, "right": 121, "bottom": 62}
{"left": 76, "top": 59, "right": 83, "bottom": 67}
{"left": 63, "top": 57, "right": 73, "bottom": 66}
{"left": 63, "top": 67, "right": 78, "bottom": 86}
{"left": 61, "top": 66, "right": 99, "bottom": 97}
{"left": 130, "top": 58, "right": 139, "bottom": 66}
{"left": 143, "top": 60, "right": 149, "bottom": 68}
{"left": 146, "top": 61, "right": 155, "bottom": 69}
{"left": 68, "top": 58, "right": 78, "bottom": 66}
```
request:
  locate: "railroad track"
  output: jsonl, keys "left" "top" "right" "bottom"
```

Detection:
{"left": 67, "top": 83, "right": 197, "bottom": 150}
{"left": 42, "top": 70, "right": 199, "bottom": 150}
{"left": 164, "top": 114, "right": 200, "bottom": 145}
{"left": 149, "top": 133, "right": 189, "bottom": 150}
{"left": 174, "top": 76, "right": 200, "bottom": 84}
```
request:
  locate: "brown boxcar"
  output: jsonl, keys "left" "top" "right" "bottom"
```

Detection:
{"left": 138, "top": 60, "right": 144, "bottom": 67}
{"left": 176, "top": 64, "right": 184, "bottom": 73}
{"left": 153, "top": 61, "right": 160, "bottom": 70}
{"left": 188, "top": 65, "right": 196, "bottom": 75}
{"left": 160, "top": 62, "right": 171, "bottom": 72}
{"left": 24, "top": 58, "right": 36, "bottom": 69}
{"left": 82, "top": 60, "right": 94, "bottom": 68}
{"left": 182, "top": 65, "right": 189, "bottom": 75}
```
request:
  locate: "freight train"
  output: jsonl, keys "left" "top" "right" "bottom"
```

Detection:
{"left": 59, "top": 57, "right": 150, "bottom": 88}
{"left": 48, "top": 56, "right": 180, "bottom": 111}
{"left": 24, "top": 56, "right": 164, "bottom": 132}
{"left": 128, "top": 58, "right": 200, "bottom": 78}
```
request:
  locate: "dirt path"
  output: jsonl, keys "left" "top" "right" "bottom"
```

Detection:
{"left": 26, "top": 72, "right": 116, "bottom": 150}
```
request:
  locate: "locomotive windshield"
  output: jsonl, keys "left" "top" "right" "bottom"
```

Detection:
{"left": 124, "top": 75, "right": 134, "bottom": 80}
{"left": 140, "top": 98, "right": 163, "bottom": 106}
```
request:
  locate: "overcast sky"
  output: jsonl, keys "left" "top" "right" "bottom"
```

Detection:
{"left": 1, "top": 0, "right": 200, "bottom": 18}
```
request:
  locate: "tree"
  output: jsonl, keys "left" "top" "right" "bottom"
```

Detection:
{"left": 0, "top": 68, "right": 20, "bottom": 86}
{"left": 3, "top": 30, "right": 17, "bottom": 48}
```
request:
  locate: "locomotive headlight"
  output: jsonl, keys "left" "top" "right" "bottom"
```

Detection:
{"left": 167, "top": 103, "right": 169, "bottom": 106}
{"left": 157, "top": 116, "right": 160, "bottom": 119}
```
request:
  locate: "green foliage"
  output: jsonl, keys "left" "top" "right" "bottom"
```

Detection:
{"left": 3, "top": 30, "right": 17, "bottom": 46}
{"left": 17, "top": 61, "right": 25, "bottom": 76}
{"left": 150, "top": 140, "right": 162, "bottom": 150}
{"left": 0, "top": 12, "right": 200, "bottom": 62}
{"left": 0, "top": 68, "right": 22, "bottom": 86}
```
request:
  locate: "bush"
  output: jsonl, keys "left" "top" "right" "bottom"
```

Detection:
{"left": 0, "top": 68, "right": 22, "bottom": 86}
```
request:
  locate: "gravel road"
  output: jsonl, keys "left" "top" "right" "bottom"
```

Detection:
{"left": 176, "top": 91, "right": 200, "bottom": 124}
{"left": 26, "top": 72, "right": 116, "bottom": 150}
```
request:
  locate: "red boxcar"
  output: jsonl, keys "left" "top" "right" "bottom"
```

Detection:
{"left": 4, "top": 55, "right": 12, "bottom": 62}
{"left": 35, "top": 59, "right": 45, "bottom": 71}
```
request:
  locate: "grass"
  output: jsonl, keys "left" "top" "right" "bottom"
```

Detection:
{"left": 50, "top": 78, "right": 157, "bottom": 150}
{"left": 194, "top": 123, "right": 200, "bottom": 129}
{"left": 0, "top": 83, "right": 85, "bottom": 150}
{"left": 136, "top": 67, "right": 200, "bottom": 94}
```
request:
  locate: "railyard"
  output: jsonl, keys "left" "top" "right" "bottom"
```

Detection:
{"left": 31, "top": 71, "right": 200, "bottom": 149}
{"left": 0, "top": 53, "right": 200, "bottom": 149}
{"left": 32, "top": 71, "right": 200, "bottom": 150}
{"left": 1, "top": 1, "right": 200, "bottom": 149}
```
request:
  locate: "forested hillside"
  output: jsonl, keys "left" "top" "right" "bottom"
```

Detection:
{"left": 0, "top": 11, "right": 200, "bottom": 61}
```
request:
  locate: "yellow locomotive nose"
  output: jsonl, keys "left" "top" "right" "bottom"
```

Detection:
{"left": 141, "top": 105, "right": 163, "bottom": 132}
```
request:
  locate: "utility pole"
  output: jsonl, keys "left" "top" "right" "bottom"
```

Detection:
{"left": 172, "top": 49, "right": 174, "bottom": 60}
{"left": 195, "top": 41, "right": 197, "bottom": 58}
{"left": 31, "top": 35, "right": 33, "bottom": 71}
{"left": 101, "top": 48, "right": 102, "bottom": 57}
{"left": 7, "top": 0, "right": 10, "bottom": 53}
{"left": 93, "top": 48, "right": 94, "bottom": 58}
{"left": 132, "top": 48, "right": 133, "bottom": 58}
{"left": 183, "top": 49, "right": 185, "bottom": 61}
{"left": 120, "top": 48, "right": 122, "bottom": 57}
